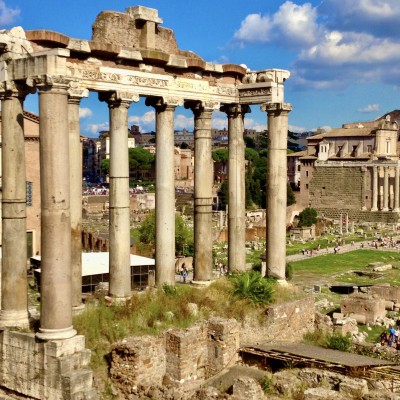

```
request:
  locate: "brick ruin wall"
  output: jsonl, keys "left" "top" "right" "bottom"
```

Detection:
{"left": 309, "top": 166, "right": 399, "bottom": 223}
{"left": 110, "top": 317, "right": 239, "bottom": 397}
{"left": 240, "top": 296, "right": 316, "bottom": 345}
{"left": 109, "top": 297, "right": 315, "bottom": 397}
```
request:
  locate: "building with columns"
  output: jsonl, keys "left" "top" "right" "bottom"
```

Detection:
{"left": 293, "top": 110, "right": 400, "bottom": 223}
{"left": 0, "top": 6, "right": 290, "bottom": 386}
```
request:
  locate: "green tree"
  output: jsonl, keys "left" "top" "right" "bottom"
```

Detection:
{"left": 298, "top": 207, "right": 317, "bottom": 227}
{"left": 138, "top": 211, "right": 193, "bottom": 256}
{"left": 218, "top": 180, "right": 229, "bottom": 210}
{"left": 100, "top": 158, "right": 110, "bottom": 176}
{"left": 287, "top": 183, "right": 296, "bottom": 206}
{"left": 244, "top": 136, "right": 256, "bottom": 149}
{"left": 212, "top": 148, "right": 229, "bottom": 163}
{"left": 129, "top": 147, "right": 154, "bottom": 170}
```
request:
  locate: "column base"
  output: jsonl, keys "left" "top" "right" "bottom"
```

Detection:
{"left": 72, "top": 303, "right": 85, "bottom": 315}
{"left": 105, "top": 295, "right": 131, "bottom": 305}
{"left": 36, "top": 326, "right": 77, "bottom": 341}
{"left": 382, "top": 208, "right": 389, "bottom": 212}
{"left": 191, "top": 280, "right": 212, "bottom": 287}
{"left": 276, "top": 279, "right": 289, "bottom": 287}
{"left": 393, "top": 208, "right": 400, "bottom": 213}
{"left": 0, "top": 310, "right": 29, "bottom": 329}
{"left": 371, "top": 207, "right": 378, "bottom": 212}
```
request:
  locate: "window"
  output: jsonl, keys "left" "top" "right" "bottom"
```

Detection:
{"left": 306, "top": 171, "right": 309, "bottom": 177}
{"left": 297, "top": 165, "right": 300, "bottom": 172}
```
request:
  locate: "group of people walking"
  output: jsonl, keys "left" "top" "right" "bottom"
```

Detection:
{"left": 380, "top": 324, "right": 400, "bottom": 349}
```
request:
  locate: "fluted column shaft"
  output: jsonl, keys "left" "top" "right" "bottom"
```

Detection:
{"left": 394, "top": 165, "right": 400, "bottom": 212}
{"left": 36, "top": 78, "right": 76, "bottom": 340}
{"left": 264, "top": 103, "right": 292, "bottom": 280}
{"left": 221, "top": 104, "right": 249, "bottom": 272}
{"left": 102, "top": 92, "right": 136, "bottom": 299}
{"left": 146, "top": 98, "right": 176, "bottom": 285}
{"left": 0, "top": 83, "right": 29, "bottom": 328}
{"left": 371, "top": 166, "right": 378, "bottom": 211}
{"left": 186, "top": 101, "right": 214, "bottom": 281}
{"left": 383, "top": 166, "right": 389, "bottom": 211}
{"left": 68, "top": 90, "right": 87, "bottom": 309}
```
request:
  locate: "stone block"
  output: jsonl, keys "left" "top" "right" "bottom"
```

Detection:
{"left": 62, "top": 369, "right": 94, "bottom": 396}
{"left": 341, "top": 295, "right": 386, "bottom": 324}
{"left": 45, "top": 335, "right": 86, "bottom": 357}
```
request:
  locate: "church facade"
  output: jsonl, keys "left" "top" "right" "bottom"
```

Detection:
{"left": 292, "top": 111, "right": 400, "bottom": 223}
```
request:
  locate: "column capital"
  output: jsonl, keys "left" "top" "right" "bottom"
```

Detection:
{"left": 184, "top": 100, "right": 219, "bottom": 118}
{"left": 261, "top": 102, "right": 292, "bottom": 113}
{"left": 220, "top": 103, "right": 251, "bottom": 117}
{"left": 145, "top": 96, "right": 182, "bottom": 111}
{"left": 0, "top": 80, "right": 35, "bottom": 100}
{"left": 68, "top": 82, "right": 89, "bottom": 104}
{"left": 27, "top": 74, "right": 73, "bottom": 95}
{"left": 99, "top": 90, "right": 139, "bottom": 109}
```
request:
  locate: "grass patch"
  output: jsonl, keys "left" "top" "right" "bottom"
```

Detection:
{"left": 290, "top": 250, "right": 400, "bottom": 274}
{"left": 73, "top": 276, "right": 281, "bottom": 377}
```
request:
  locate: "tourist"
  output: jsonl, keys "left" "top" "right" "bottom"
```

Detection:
{"left": 182, "top": 265, "right": 188, "bottom": 283}
{"left": 380, "top": 331, "right": 388, "bottom": 346}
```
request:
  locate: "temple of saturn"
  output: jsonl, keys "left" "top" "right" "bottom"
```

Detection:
{"left": 0, "top": 6, "right": 290, "bottom": 399}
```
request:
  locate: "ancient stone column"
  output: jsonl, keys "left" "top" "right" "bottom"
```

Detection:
{"left": 101, "top": 91, "right": 138, "bottom": 299}
{"left": 146, "top": 97, "right": 180, "bottom": 285}
{"left": 185, "top": 101, "right": 216, "bottom": 282}
{"left": 68, "top": 88, "right": 88, "bottom": 310}
{"left": 36, "top": 76, "right": 76, "bottom": 340}
{"left": 394, "top": 165, "right": 400, "bottom": 212}
{"left": 0, "top": 82, "right": 30, "bottom": 328}
{"left": 264, "top": 103, "right": 292, "bottom": 280}
{"left": 221, "top": 104, "right": 250, "bottom": 272}
{"left": 371, "top": 166, "right": 378, "bottom": 211}
{"left": 383, "top": 166, "right": 389, "bottom": 211}
{"left": 339, "top": 213, "right": 343, "bottom": 235}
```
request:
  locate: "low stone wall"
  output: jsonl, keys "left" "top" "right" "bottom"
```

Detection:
{"left": 110, "top": 317, "right": 239, "bottom": 396}
{"left": 240, "top": 296, "right": 316, "bottom": 345}
{"left": 0, "top": 331, "right": 97, "bottom": 400}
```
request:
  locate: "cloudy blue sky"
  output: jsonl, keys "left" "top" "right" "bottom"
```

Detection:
{"left": 6, "top": 0, "right": 400, "bottom": 136}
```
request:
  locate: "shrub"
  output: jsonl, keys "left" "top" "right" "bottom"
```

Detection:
{"left": 229, "top": 271, "right": 275, "bottom": 305}
{"left": 260, "top": 376, "right": 273, "bottom": 393}
{"left": 326, "top": 332, "right": 352, "bottom": 352}
{"left": 298, "top": 207, "right": 317, "bottom": 227}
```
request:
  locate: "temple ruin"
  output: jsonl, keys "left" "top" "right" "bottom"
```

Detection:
{"left": 0, "top": 6, "right": 290, "bottom": 398}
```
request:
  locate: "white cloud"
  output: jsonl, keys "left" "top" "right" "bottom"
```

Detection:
{"left": 79, "top": 107, "right": 93, "bottom": 119}
{"left": 233, "top": 0, "right": 400, "bottom": 90}
{"left": 234, "top": 13, "right": 271, "bottom": 44}
{"left": 272, "top": 1, "right": 318, "bottom": 46}
{"left": 212, "top": 111, "right": 228, "bottom": 130}
{"left": 358, "top": 103, "right": 380, "bottom": 113}
{"left": 288, "top": 124, "right": 307, "bottom": 133}
{"left": 234, "top": 2, "right": 318, "bottom": 48}
{"left": 0, "top": 1, "right": 19, "bottom": 26}
{"left": 86, "top": 122, "right": 109, "bottom": 135}
{"left": 174, "top": 114, "right": 193, "bottom": 130}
